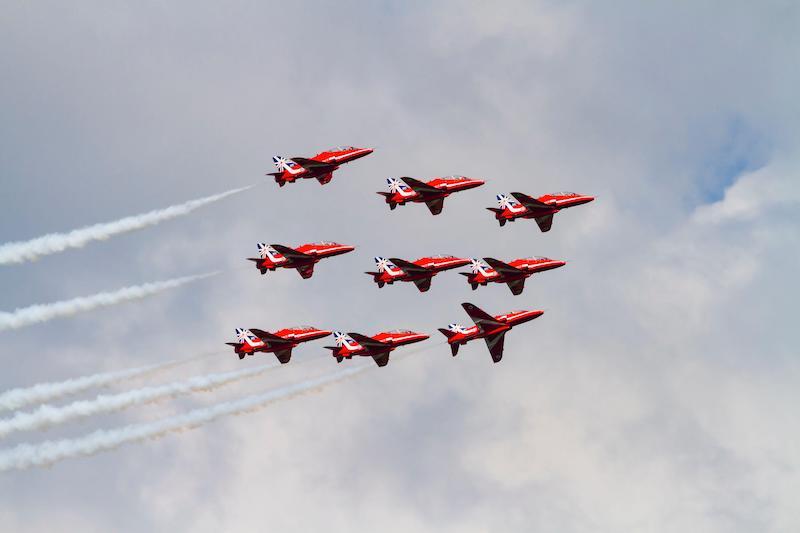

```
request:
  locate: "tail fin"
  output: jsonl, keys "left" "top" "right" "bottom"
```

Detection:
{"left": 332, "top": 331, "right": 363, "bottom": 353}
{"left": 374, "top": 256, "right": 400, "bottom": 274}
{"left": 272, "top": 156, "right": 288, "bottom": 171}
{"left": 469, "top": 258, "right": 495, "bottom": 276}
{"left": 437, "top": 328, "right": 457, "bottom": 340}
{"left": 461, "top": 303, "right": 504, "bottom": 330}
{"left": 387, "top": 177, "right": 410, "bottom": 193}
{"left": 497, "top": 193, "right": 521, "bottom": 210}
{"left": 235, "top": 328, "right": 265, "bottom": 349}
{"left": 258, "top": 243, "right": 286, "bottom": 263}
{"left": 437, "top": 328, "right": 462, "bottom": 357}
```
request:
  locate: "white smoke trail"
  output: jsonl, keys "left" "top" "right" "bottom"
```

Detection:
{"left": 0, "top": 186, "right": 252, "bottom": 265}
{"left": 0, "top": 352, "right": 218, "bottom": 413}
{"left": 0, "top": 272, "right": 216, "bottom": 331}
{"left": 0, "top": 363, "right": 279, "bottom": 438}
{"left": 0, "top": 365, "right": 367, "bottom": 471}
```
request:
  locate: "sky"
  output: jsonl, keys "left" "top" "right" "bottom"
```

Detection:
{"left": 0, "top": 1, "right": 798, "bottom": 531}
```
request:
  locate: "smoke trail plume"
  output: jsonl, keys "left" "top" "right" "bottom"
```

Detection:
{"left": 0, "top": 186, "right": 252, "bottom": 265}
{"left": 0, "top": 364, "right": 279, "bottom": 438}
{"left": 0, "top": 366, "right": 366, "bottom": 471}
{"left": 0, "top": 352, "right": 217, "bottom": 413}
{"left": 0, "top": 273, "right": 216, "bottom": 331}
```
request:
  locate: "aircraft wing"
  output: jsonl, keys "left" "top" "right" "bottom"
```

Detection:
{"left": 249, "top": 329, "right": 293, "bottom": 345}
{"left": 389, "top": 257, "right": 431, "bottom": 276}
{"left": 370, "top": 351, "right": 391, "bottom": 367}
{"left": 269, "top": 244, "right": 315, "bottom": 263}
{"left": 273, "top": 348, "right": 293, "bottom": 364}
{"left": 461, "top": 302, "right": 504, "bottom": 332}
{"left": 290, "top": 157, "right": 339, "bottom": 172}
{"left": 424, "top": 198, "right": 445, "bottom": 215}
{"left": 400, "top": 177, "right": 441, "bottom": 196}
{"left": 483, "top": 331, "right": 506, "bottom": 363}
{"left": 506, "top": 278, "right": 526, "bottom": 295}
{"left": 296, "top": 263, "right": 315, "bottom": 279}
{"left": 483, "top": 257, "right": 524, "bottom": 277}
{"left": 510, "top": 192, "right": 552, "bottom": 211}
{"left": 346, "top": 332, "right": 390, "bottom": 349}
{"left": 535, "top": 214, "right": 553, "bottom": 232}
{"left": 412, "top": 276, "right": 432, "bottom": 292}
{"left": 315, "top": 172, "right": 334, "bottom": 185}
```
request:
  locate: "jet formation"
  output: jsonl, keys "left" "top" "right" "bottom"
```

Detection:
{"left": 378, "top": 176, "right": 485, "bottom": 215}
{"left": 438, "top": 303, "right": 544, "bottom": 362}
{"left": 248, "top": 242, "right": 354, "bottom": 279}
{"left": 489, "top": 191, "right": 594, "bottom": 232}
{"left": 365, "top": 255, "right": 471, "bottom": 292}
{"left": 229, "top": 146, "right": 596, "bottom": 366}
{"left": 269, "top": 146, "right": 373, "bottom": 187}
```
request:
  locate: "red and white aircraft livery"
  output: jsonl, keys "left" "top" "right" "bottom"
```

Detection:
{"left": 462, "top": 256, "right": 566, "bottom": 295}
{"left": 438, "top": 303, "right": 544, "bottom": 363}
{"left": 325, "top": 330, "right": 429, "bottom": 367}
{"left": 366, "top": 255, "right": 471, "bottom": 292}
{"left": 248, "top": 242, "right": 355, "bottom": 279}
{"left": 226, "top": 326, "right": 331, "bottom": 363}
{"left": 488, "top": 191, "right": 594, "bottom": 232}
{"left": 377, "top": 176, "right": 485, "bottom": 215}
{"left": 268, "top": 146, "right": 373, "bottom": 187}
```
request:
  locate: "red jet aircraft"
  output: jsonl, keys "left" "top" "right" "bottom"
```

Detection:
{"left": 462, "top": 256, "right": 566, "bottom": 295}
{"left": 248, "top": 242, "right": 355, "bottom": 279}
{"left": 488, "top": 192, "right": 594, "bottom": 232}
{"left": 377, "top": 176, "right": 485, "bottom": 215}
{"left": 268, "top": 146, "right": 373, "bottom": 186}
{"left": 438, "top": 303, "right": 544, "bottom": 362}
{"left": 325, "top": 330, "right": 429, "bottom": 367}
{"left": 226, "top": 326, "right": 331, "bottom": 363}
{"left": 366, "top": 255, "right": 471, "bottom": 292}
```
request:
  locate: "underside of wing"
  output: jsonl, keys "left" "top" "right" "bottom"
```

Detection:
{"left": 424, "top": 197, "right": 445, "bottom": 215}
{"left": 483, "top": 331, "right": 506, "bottom": 363}
{"left": 510, "top": 191, "right": 551, "bottom": 210}
{"left": 249, "top": 329, "right": 293, "bottom": 345}
{"left": 388, "top": 257, "right": 431, "bottom": 275}
{"left": 535, "top": 214, "right": 554, "bottom": 232}
{"left": 269, "top": 244, "right": 315, "bottom": 263}
{"left": 371, "top": 351, "right": 391, "bottom": 367}
{"left": 506, "top": 278, "right": 526, "bottom": 295}
{"left": 290, "top": 157, "right": 338, "bottom": 173}
{"left": 400, "top": 177, "right": 441, "bottom": 196}
{"left": 297, "top": 263, "right": 315, "bottom": 279}
{"left": 483, "top": 257, "right": 524, "bottom": 277}
{"left": 315, "top": 172, "right": 334, "bottom": 184}
{"left": 274, "top": 348, "right": 293, "bottom": 364}
{"left": 347, "top": 332, "right": 390, "bottom": 351}
{"left": 461, "top": 302, "right": 504, "bottom": 331}
{"left": 412, "top": 276, "right": 432, "bottom": 292}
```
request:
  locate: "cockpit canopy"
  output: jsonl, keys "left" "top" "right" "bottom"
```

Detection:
{"left": 325, "top": 146, "right": 355, "bottom": 152}
{"left": 386, "top": 329, "right": 414, "bottom": 334}
{"left": 440, "top": 175, "right": 468, "bottom": 181}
